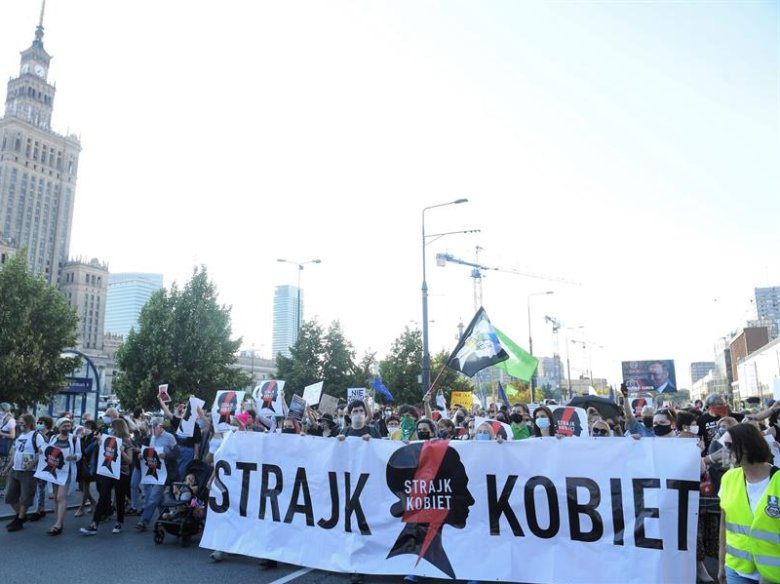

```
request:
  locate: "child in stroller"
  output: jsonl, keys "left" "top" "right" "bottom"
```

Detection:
{"left": 153, "top": 459, "right": 211, "bottom": 546}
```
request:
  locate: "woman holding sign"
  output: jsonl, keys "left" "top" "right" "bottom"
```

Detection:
{"left": 45, "top": 418, "right": 81, "bottom": 535}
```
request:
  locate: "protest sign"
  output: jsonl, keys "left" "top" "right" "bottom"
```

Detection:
{"left": 450, "top": 391, "right": 473, "bottom": 410}
{"left": 212, "top": 390, "right": 246, "bottom": 433}
{"left": 550, "top": 406, "right": 588, "bottom": 437}
{"left": 96, "top": 435, "right": 122, "bottom": 480}
{"left": 177, "top": 396, "right": 206, "bottom": 438}
{"left": 202, "top": 433, "right": 699, "bottom": 583}
{"left": 621, "top": 360, "right": 677, "bottom": 393}
{"left": 253, "top": 381, "right": 285, "bottom": 416}
{"left": 140, "top": 446, "right": 167, "bottom": 486}
{"left": 318, "top": 394, "right": 339, "bottom": 416}
{"left": 303, "top": 382, "right": 324, "bottom": 406}
{"left": 34, "top": 443, "right": 70, "bottom": 485}
{"left": 289, "top": 395, "right": 307, "bottom": 421}
{"left": 158, "top": 384, "right": 171, "bottom": 403}
{"left": 347, "top": 387, "right": 366, "bottom": 404}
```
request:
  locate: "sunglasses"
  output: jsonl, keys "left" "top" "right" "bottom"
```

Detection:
{"left": 592, "top": 428, "right": 609, "bottom": 436}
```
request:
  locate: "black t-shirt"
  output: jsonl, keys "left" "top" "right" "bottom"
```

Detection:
{"left": 340, "top": 425, "right": 381, "bottom": 439}
{"left": 698, "top": 413, "right": 721, "bottom": 450}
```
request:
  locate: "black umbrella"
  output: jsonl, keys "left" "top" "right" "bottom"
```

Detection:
{"left": 567, "top": 395, "right": 621, "bottom": 419}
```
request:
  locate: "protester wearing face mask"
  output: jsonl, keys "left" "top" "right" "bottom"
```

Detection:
{"left": 699, "top": 394, "right": 729, "bottom": 451}
{"left": 2, "top": 414, "right": 47, "bottom": 532}
{"left": 46, "top": 417, "right": 81, "bottom": 535}
{"left": 508, "top": 413, "right": 532, "bottom": 440}
{"left": 436, "top": 419, "right": 455, "bottom": 440}
{"left": 675, "top": 411, "right": 699, "bottom": 438}
{"left": 281, "top": 417, "right": 302, "bottom": 435}
{"left": 414, "top": 419, "right": 436, "bottom": 441}
{"left": 717, "top": 423, "right": 780, "bottom": 584}
{"left": 533, "top": 406, "right": 556, "bottom": 437}
{"left": 475, "top": 422, "right": 496, "bottom": 441}
{"left": 385, "top": 415, "right": 401, "bottom": 439}
{"left": 389, "top": 405, "right": 420, "bottom": 441}
{"left": 27, "top": 415, "right": 53, "bottom": 523}
{"left": 651, "top": 409, "right": 675, "bottom": 438}
{"left": 338, "top": 401, "right": 380, "bottom": 440}
{"left": 75, "top": 419, "right": 98, "bottom": 517}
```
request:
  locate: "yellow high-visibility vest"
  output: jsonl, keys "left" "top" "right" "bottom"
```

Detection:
{"left": 720, "top": 466, "right": 780, "bottom": 582}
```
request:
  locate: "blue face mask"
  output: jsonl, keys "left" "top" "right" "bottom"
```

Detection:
{"left": 476, "top": 432, "right": 491, "bottom": 441}
{"left": 196, "top": 419, "right": 206, "bottom": 429}
{"left": 536, "top": 418, "right": 550, "bottom": 430}
{"left": 104, "top": 428, "right": 113, "bottom": 436}
{"left": 36, "top": 423, "right": 45, "bottom": 431}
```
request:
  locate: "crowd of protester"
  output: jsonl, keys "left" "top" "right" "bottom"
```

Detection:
{"left": 1, "top": 390, "right": 779, "bottom": 584}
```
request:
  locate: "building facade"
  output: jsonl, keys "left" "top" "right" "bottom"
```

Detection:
{"left": 729, "top": 327, "right": 770, "bottom": 385}
{"left": 272, "top": 285, "right": 302, "bottom": 358}
{"left": 734, "top": 336, "right": 780, "bottom": 403}
{"left": 690, "top": 361, "right": 715, "bottom": 385}
{"left": 755, "top": 286, "right": 780, "bottom": 323}
{"left": 104, "top": 272, "right": 164, "bottom": 338}
{"left": 0, "top": 17, "right": 80, "bottom": 284}
{"left": 58, "top": 258, "right": 109, "bottom": 351}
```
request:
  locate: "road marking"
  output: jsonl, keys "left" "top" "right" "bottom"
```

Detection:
{"left": 267, "top": 567, "right": 313, "bottom": 584}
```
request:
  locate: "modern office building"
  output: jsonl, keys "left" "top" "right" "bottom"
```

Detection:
{"left": 755, "top": 286, "right": 780, "bottom": 323}
{"left": 0, "top": 13, "right": 81, "bottom": 284}
{"left": 730, "top": 327, "right": 770, "bottom": 384}
{"left": 272, "top": 285, "right": 302, "bottom": 358}
{"left": 690, "top": 361, "right": 715, "bottom": 385}
{"left": 104, "top": 272, "right": 164, "bottom": 338}
{"left": 58, "top": 258, "right": 109, "bottom": 351}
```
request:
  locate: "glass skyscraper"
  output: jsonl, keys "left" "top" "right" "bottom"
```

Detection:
{"left": 272, "top": 285, "right": 302, "bottom": 358}
{"left": 104, "top": 273, "right": 164, "bottom": 338}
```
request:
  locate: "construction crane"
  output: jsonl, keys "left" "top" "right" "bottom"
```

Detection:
{"left": 436, "top": 247, "right": 578, "bottom": 311}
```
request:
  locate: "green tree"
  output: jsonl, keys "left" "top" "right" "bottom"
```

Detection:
{"left": 275, "top": 319, "right": 325, "bottom": 396}
{"left": 0, "top": 252, "right": 80, "bottom": 409}
{"left": 379, "top": 326, "right": 422, "bottom": 405}
{"left": 114, "top": 266, "right": 250, "bottom": 410}
{"left": 322, "top": 321, "right": 358, "bottom": 394}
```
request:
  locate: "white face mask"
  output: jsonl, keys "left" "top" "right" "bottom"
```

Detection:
{"left": 688, "top": 425, "right": 699, "bottom": 435}
{"left": 351, "top": 413, "right": 365, "bottom": 428}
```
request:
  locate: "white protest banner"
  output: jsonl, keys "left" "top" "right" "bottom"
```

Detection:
{"left": 474, "top": 417, "right": 513, "bottom": 440}
{"left": 253, "top": 381, "right": 285, "bottom": 416}
{"left": 140, "top": 446, "right": 167, "bottom": 486}
{"left": 212, "top": 390, "right": 246, "bottom": 433}
{"left": 178, "top": 396, "right": 206, "bottom": 438}
{"left": 303, "top": 381, "right": 324, "bottom": 406}
{"left": 202, "top": 434, "right": 699, "bottom": 583}
{"left": 96, "top": 435, "right": 122, "bottom": 480}
{"left": 34, "top": 442, "right": 70, "bottom": 486}
{"left": 347, "top": 387, "right": 365, "bottom": 404}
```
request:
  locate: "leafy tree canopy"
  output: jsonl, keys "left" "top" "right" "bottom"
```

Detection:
{"left": 113, "top": 266, "right": 250, "bottom": 410}
{"left": 0, "top": 252, "right": 80, "bottom": 410}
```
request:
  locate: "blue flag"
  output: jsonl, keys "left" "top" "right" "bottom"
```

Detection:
{"left": 498, "top": 382, "right": 511, "bottom": 410}
{"left": 608, "top": 385, "right": 616, "bottom": 403}
{"left": 372, "top": 377, "right": 394, "bottom": 402}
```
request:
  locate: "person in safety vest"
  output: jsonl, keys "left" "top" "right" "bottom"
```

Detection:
{"left": 718, "top": 423, "right": 780, "bottom": 584}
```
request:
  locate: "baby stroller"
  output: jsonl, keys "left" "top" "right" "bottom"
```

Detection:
{"left": 153, "top": 459, "right": 212, "bottom": 547}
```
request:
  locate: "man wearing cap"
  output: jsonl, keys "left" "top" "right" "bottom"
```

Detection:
{"left": 136, "top": 418, "right": 179, "bottom": 532}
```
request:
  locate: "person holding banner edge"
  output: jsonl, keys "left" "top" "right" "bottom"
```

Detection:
{"left": 718, "top": 423, "right": 780, "bottom": 584}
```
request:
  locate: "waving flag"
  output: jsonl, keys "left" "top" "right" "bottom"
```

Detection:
{"left": 446, "top": 308, "right": 508, "bottom": 378}
{"left": 498, "top": 382, "right": 511, "bottom": 410}
{"left": 494, "top": 327, "right": 538, "bottom": 382}
{"left": 372, "top": 377, "right": 394, "bottom": 402}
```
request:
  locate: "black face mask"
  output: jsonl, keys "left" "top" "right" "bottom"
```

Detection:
{"left": 437, "top": 430, "right": 449, "bottom": 439}
{"left": 643, "top": 417, "right": 654, "bottom": 429}
{"left": 417, "top": 430, "right": 431, "bottom": 441}
{"left": 653, "top": 425, "right": 673, "bottom": 437}
{"left": 281, "top": 428, "right": 296, "bottom": 435}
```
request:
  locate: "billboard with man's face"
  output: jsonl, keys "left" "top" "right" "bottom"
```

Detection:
{"left": 622, "top": 360, "right": 677, "bottom": 393}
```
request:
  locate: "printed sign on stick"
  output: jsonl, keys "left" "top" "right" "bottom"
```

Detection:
{"left": 303, "top": 382, "right": 323, "bottom": 406}
{"left": 158, "top": 384, "right": 171, "bottom": 403}
{"left": 34, "top": 443, "right": 70, "bottom": 485}
{"left": 253, "top": 381, "right": 285, "bottom": 415}
{"left": 140, "top": 446, "right": 167, "bottom": 485}
{"left": 347, "top": 387, "right": 366, "bottom": 404}
{"left": 178, "top": 396, "right": 206, "bottom": 438}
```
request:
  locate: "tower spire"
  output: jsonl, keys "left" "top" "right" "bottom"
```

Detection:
{"left": 33, "top": 0, "right": 46, "bottom": 48}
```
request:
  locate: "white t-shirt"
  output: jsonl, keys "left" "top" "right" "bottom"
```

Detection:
{"left": 746, "top": 474, "right": 771, "bottom": 515}
{"left": 0, "top": 414, "right": 15, "bottom": 436}
{"left": 12, "top": 430, "right": 42, "bottom": 471}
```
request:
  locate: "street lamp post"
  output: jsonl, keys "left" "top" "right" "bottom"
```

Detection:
{"left": 564, "top": 325, "right": 584, "bottom": 400}
{"left": 277, "top": 258, "right": 321, "bottom": 334}
{"left": 421, "top": 198, "right": 468, "bottom": 394}
{"left": 527, "top": 291, "right": 554, "bottom": 403}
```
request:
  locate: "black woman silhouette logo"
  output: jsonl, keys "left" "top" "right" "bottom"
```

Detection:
{"left": 386, "top": 441, "right": 474, "bottom": 579}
